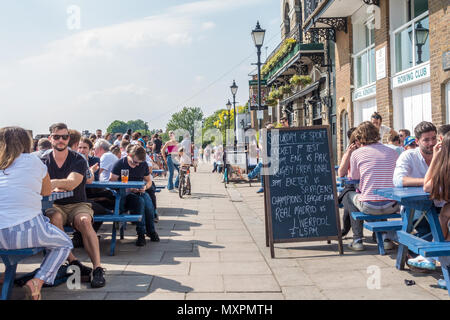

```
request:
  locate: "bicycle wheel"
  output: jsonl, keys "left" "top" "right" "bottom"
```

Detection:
{"left": 178, "top": 174, "right": 185, "bottom": 198}
{"left": 186, "top": 175, "right": 191, "bottom": 195}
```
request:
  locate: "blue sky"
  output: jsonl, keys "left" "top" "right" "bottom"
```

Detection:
{"left": 0, "top": 0, "right": 281, "bottom": 135}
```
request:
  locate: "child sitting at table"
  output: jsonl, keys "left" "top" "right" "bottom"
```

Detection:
{"left": 424, "top": 131, "right": 450, "bottom": 241}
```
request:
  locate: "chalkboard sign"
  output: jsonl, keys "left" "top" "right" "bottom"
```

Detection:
{"left": 263, "top": 126, "right": 343, "bottom": 258}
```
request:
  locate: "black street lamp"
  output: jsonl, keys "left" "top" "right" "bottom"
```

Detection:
{"left": 252, "top": 21, "right": 266, "bottom": 131}
{"left": 415, "top": 21, "right": 429, "bottom": 65}
{"left": 226, "top": 99, "right": 232, "bottom": 148}
{"left": 230, "top": 80, "right": 238, "bottom": 149}
{"left": 225, "top": 100, "right": 232, "bottom": 184}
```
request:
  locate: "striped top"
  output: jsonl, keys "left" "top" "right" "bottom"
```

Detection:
{"left": 349, "top": 143, "right": 399, "bottom": 202}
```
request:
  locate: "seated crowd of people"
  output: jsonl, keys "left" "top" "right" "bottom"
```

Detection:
{"left": 338, "top": 112, "right": 450, "bottom": 273}
{"left": 0, "top": 123, "right": 167, "bottom": 299}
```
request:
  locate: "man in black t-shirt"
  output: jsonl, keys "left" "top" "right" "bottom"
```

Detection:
{"left": 152, "top": 134, "right": 162, "bottom": 154}
{"left": 43, "top": 123, "right": 105, "bottom": 288}
{"left": 110, "top": 144, "right": 159, "bottom": 246}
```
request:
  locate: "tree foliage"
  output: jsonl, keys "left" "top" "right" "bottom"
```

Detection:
{"left": 106, "top": 119, "right": 150, "bottom": 135}
{"left": 166, "top": 107, "right": 204, "bottom": 138}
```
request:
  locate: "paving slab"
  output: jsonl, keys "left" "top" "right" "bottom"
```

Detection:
{"left": 223, "top": 275, "right": 281, "bottom": 292}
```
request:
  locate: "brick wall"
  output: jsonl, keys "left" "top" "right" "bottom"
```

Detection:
{"left": 335, "top": 18, "right": 353, "bottom": 162}
{"left": 429, "top": 0, "right": 450, "bottom": 125}
{"left": 375, "top": 0, "right": 394, "bottom": 131}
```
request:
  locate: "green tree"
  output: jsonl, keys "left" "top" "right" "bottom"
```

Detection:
{"left": 166, "top": 107, "right": 204, "bottom": 139}
{"left": 106, "top": 119, "right": 150, "bottom": 135}
{"left": 107, "top": 120, "right": 128, "bottom": 134}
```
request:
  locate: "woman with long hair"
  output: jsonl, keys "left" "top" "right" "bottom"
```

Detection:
{"left": 0, "top": 127, "right": 73, "bottom": 299}
{"left": 161, "top": 131, "right": 179, "bottom": 191}
{"left": 424, "top": 131, "right": 450, "bottom": 241}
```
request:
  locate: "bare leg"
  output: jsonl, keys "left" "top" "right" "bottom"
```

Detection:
{"left": 47, "top": 211, "right": 78, "bottom": 262}
{"left": 439, "top": 203, "right": 450, "bottom": 241}
{"left": 73, "top": 214, "right": 101, "bottom": 269}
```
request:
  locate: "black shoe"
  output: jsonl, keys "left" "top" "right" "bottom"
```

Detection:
{"left": 69, "top": 260, "right": 92, "bottom": 282}
{"left": 341, "top": 229, "right": 349, "bottom": 237}
{"left": 154, "top": 213, "right": 159, "bottom": 223}
{"left": 91, "top": 267, "right": 106, "bottom": 288}
{"left": 148, "top": 231, "right": 160, "bottom": 242}
{"left": 136, "top": 234, "right": 147, "bottom": 246}
{"left": 72, "top": 232, "right": 84, "bottom": 248}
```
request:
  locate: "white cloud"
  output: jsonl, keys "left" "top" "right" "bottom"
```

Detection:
{"left": 202, "top": 22, "right": 216, "bottom": 30}
{"left": 77, "top": 84, "right": 151, "bottom": 103}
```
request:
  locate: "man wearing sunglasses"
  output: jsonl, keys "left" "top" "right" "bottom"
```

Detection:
{"left": 42, "top": 123, "right": 106, "bottom": 288}
{"left": 110, "top": 144, "right": 159, "bottom": 246}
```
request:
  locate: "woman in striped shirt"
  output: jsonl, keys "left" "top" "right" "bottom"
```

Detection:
{"left": 342, "top": 121, "right": 400, "bottom": 251}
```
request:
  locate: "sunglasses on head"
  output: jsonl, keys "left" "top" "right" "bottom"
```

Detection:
{"left": 52, "top": 134, "right": 69, "bottom": 141}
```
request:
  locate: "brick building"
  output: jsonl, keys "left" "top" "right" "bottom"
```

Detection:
{"left": 258, "top": 0, "right": 449, "bottom": 163}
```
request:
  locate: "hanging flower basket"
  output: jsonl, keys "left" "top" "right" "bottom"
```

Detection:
{"left": 280, "top": 84, "right": 292, "bottom": 95}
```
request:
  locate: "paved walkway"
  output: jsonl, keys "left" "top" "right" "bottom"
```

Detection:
{"left": 2, "top": 163, "right": 448, "bottom": 299}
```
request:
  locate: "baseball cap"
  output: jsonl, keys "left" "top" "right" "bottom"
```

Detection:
{"left": 404, "top": 136, "right": 417, "bottom": 147}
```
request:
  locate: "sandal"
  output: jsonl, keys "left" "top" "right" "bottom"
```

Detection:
{"left": 23, "top": 279, "right": 41, "bottom": 300}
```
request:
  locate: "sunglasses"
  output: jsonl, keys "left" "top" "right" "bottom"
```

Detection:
{"left": 52, "top": 134, "right": 69, "bottom": 141}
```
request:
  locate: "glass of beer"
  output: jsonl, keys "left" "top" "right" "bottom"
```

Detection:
{"left": 121, "top": 169, "right": 129, "bottom": 183}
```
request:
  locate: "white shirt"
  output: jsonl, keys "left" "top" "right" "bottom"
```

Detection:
{"left": 393, "top": 148, "right": 428, "bottom": 187}
{"left": 113, "top": 139, "right": 121, "bottom": 146}
{"left": 379, "top": 125, "right": 391, "bottom": 142}
{"left": 179, "top": 138, "right": 192, "bottom": 165}
{"left": 385, "top": 144, "right": 403, "bottom": 156}
{"left": 100, "top": 152, "right": 118, "bottom": 181}
{"left": 0, "top": 154, "right": 47, "bottom": 229}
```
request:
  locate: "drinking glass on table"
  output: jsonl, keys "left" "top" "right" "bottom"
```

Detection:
{"left": 121, "top": 169, "right": 129, "bottom": 183}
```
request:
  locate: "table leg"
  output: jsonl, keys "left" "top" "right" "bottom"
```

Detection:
{"left": 1, "top": 263, "right": 17, "bottom": 300}
{"left": 396, "top": 207, "right": 415, "bottom": 270}
{"left": 426, "top": 206, "right": 445, "bottom": 242}
{"left": 110, "top": 224, "right": 116, "bottom": 256}
{"left": 439, "top": 256, "right": 450, "bottom": 296}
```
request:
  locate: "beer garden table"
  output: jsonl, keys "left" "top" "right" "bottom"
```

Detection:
{"left": 86, "top": 181, "right": 145, "bottom": 256}
{"left": 373, "top": 187, "right": 450, "bottom": 296}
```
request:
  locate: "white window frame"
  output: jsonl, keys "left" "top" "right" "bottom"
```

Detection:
{"left": 352, "top": 18, "right": 376, "bottom": 90}
{"left": 391, "top": 10, "right": 429, "bottom": 76}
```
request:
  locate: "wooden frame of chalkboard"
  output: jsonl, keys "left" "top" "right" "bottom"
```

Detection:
{"left": 263, "top": 125, "right": 343, "bottom": 258}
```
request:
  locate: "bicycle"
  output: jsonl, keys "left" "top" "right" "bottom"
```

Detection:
{"left": 178, "top": 165, "right": 191, "bottom": 198}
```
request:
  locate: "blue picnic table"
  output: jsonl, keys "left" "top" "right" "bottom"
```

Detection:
{"left": 0, "top": 191, "right": 74, "bottom": 300}
{"left": 373, "top": 187, "right": 450, "bottom": 295}
{"left": 86, "top": 181, "right": 145, "bottom": 256}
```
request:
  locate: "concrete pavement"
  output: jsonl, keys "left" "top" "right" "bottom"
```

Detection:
{"left": 1, "top": 162, "right": 448, "bottom": 300}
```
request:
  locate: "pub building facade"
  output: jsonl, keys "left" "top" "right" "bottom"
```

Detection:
{"left": 257, "top": 0, "right": 449, "bottom": 163}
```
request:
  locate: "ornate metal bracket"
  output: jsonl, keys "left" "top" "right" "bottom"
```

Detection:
{"left": 302, "top": 52, "right": 325, "bottom": 66}
{"left": 315, "top": 17, "right": 347, "bottom": 33}
{"left": 305, "top": 28, "right": 336, "bottom": 43}
{"left": 321, "top": 96, "right": 332, "bottom": 108}
{"left": 362, "top": 0, "right": 380, "bottom": 6}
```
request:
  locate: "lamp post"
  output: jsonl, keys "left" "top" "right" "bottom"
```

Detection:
{"left": 415, "top": 21, "right": 429, "bottom": 65}
{"left": 252, "top": 21, "right": 266, "bottom": 131}
{"left": 230, "top": 80, "right": 238, "bottom": 150}
{"left": 226, "top": 99, "right": 232, "bottom": 146}
{"left": 224, "top": 100, "right": 232, "bottom": 184}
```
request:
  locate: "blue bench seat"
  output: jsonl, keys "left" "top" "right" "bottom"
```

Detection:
{"left": 364, "top": 221, "right": 403, "bottom": 255}
{"left": 397, "top": 231, "right": 450, "bottom": 257}
{"left": 351, "top": 212, "right": 401, "bottom": 221}
{"left": 0, "top": 248, "right": 44, "bottom": 300}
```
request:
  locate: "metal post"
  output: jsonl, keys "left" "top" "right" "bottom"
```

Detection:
{"left": 257, "top": 45, "right": 262, "bottom": 130}
{"left": 233, "top": 94, "right": 237, "bottom": 150}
